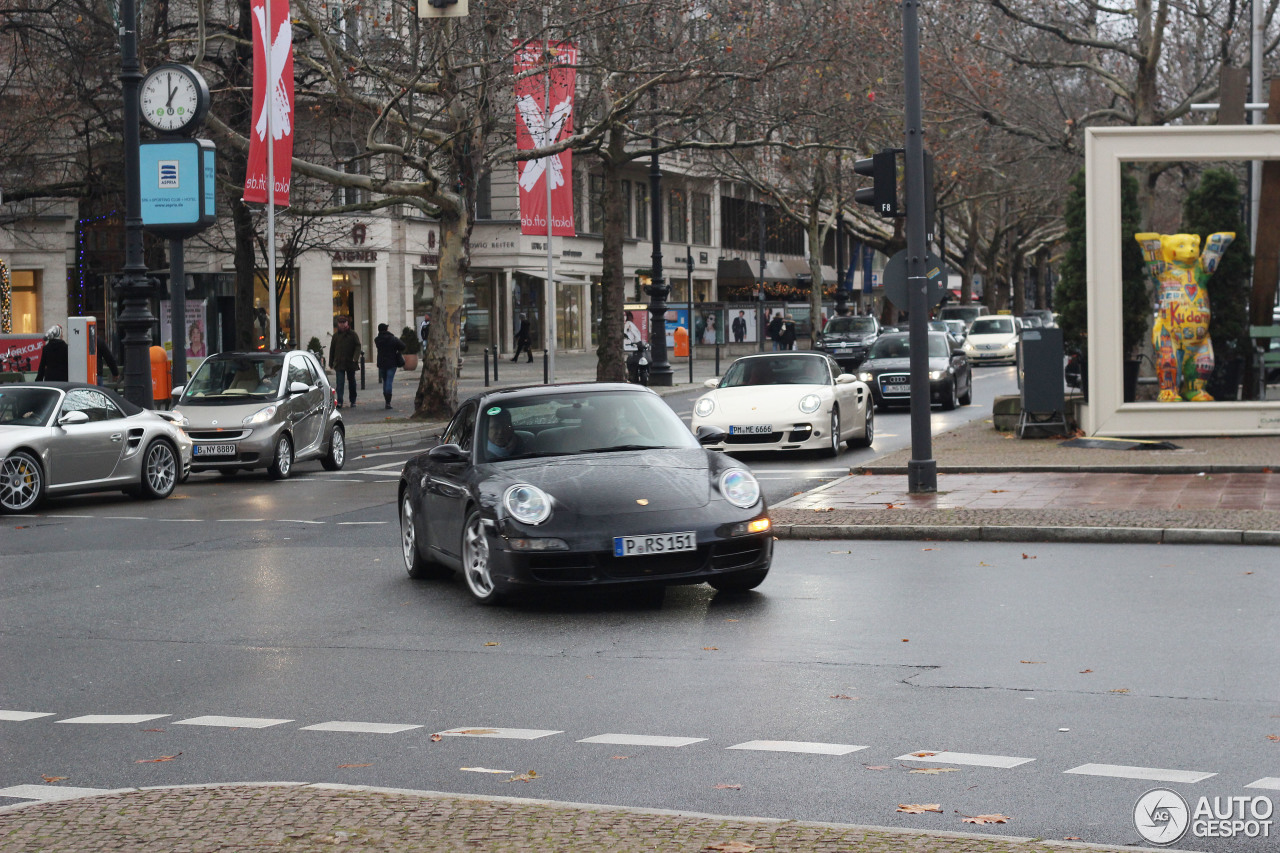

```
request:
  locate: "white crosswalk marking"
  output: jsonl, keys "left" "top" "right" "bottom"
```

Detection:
{"left": 896, "top": 750, "right": 1034, "bottom": 769}
{"left": 728, "top": 740, "right": 867, "bottom": 756}
{"left": 1064, "top": 763, "right": 1215, "bottom": 783}
{"left": 438, "top": 727, "right": 562, "bottom": 739}
{"left": 0, "top": 711, "right": 55, "bottom": 721}
{"left": 57, "top": 714, "right": 169, "bottom": 725}
{"left": 0, "top": 785, "right": 125, "bottom": 802}
{"left": 174, "top": 716, "right": 293, "bottom": 729}
{"left": 1246, "top": 778, "right": 1280, "bottom": 790}
{"left": 578, "top": 733, "right": 706, "bottom": 747}
{"left": 300, "top": 721, "right": 423, "bottom": 734}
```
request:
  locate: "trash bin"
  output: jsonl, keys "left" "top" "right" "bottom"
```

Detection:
{"left": 150, "top": 346, "right": 171, "bottom": 406}
{"left": 1017, "top": 326, "right": 1067, "bottom": 437}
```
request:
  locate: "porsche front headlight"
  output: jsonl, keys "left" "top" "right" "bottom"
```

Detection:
{"left": 694, "top": 396, "right": 716, "bottom": 418}
{"left": 242, "top": 405, "right": 277, "bottom": 426}
{"left": 798, "top": 393, "right": 822, "bottom": 414}
{"left": 719, "top": 469, "right": 761, "bottom": 508}
{"left": 503, "top": 483, "right": 552, "bottom": 525}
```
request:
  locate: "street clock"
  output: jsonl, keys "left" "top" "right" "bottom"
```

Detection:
{"left": 139, "top": 64, "right": 211, "bottom": 136}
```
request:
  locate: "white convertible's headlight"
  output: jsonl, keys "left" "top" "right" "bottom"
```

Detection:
{"left": 798, "top": 393, "right": 822, "bottom": 413}
{"left": 242, "top": 405, "right": 277, "bottom": 425}
{"left": 503, "top": 483, "right": 552, "bottom": 525}
{"left": 719, "top": 469, "right": 761, "bottom": 508}
{"left": 857, "top": 371, "right": 874, "bottom": 382}
{"left": 694, "top": 396, "right": 716, "bottom": 418}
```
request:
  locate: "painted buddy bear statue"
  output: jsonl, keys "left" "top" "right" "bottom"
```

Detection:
{"left": 1134, "top": 230, "right": 1234, "bottom": 402}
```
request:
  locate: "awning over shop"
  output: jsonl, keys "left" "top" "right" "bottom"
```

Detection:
{"left": 513, "top": 269, "right": 587, "bottom": 283}
{"left": 716, "top": 257, "right": 757, "bottom": 286}
{"left": 784, "top": 257, "right": 812, "bottom": 278}
{"left": 763, "top": 261, "right": 791, "bottom": 280}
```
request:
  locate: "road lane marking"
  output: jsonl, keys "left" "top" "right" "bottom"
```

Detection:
{"left": 337, "top": 521, "right": 389, "bottom": 526}
{"left": 173, "top": 716, "right": 293, "bottom": 729}
{"left": 1064, "top": 763, "right": 1215, "bottom": 783}
{"left": 280, "top": 519, "right": 326, "bottom": 525}
{"left": 459, "top": 767, "right": 514, "bottom": 774}
{"left": 728, "top": 740, "right": 868, "bottom": 756}
{"left": 57, "top": 714, "right": 169, "bottom": 725}
{"left": 0, "top": 711, "right": 55, "bottom": 721}
{"left": 301, "top": 721, "right": 423, "bottom": 734}
{"left": 438, "top": 727, "right": 562, "bottom": 740}
{"left": 1246, "top": 778, "right": 1280, "bottom": 790}
{"left": 896, "top": 750, "right": 1034, "bottom": 769}
{"left": 578, "top": 734, "right": 706, "bottom": 747}
{"left": 0, "top": 785, "right": 127, "bottom": 802}
{"left": 218, "top": 518, "right": 265, "bottom": 522}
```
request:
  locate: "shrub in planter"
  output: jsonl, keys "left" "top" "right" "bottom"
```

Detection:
{"left": 399, "top": 327, "right": 420, "bottom": 370}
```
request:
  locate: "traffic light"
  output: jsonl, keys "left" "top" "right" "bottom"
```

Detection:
{"left": 853, "top": 150, "right": 899, "bottom": 217}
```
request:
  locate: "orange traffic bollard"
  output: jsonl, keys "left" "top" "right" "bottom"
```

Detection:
{"left": 150, "top": 346, "right": 171, "bottom": 406}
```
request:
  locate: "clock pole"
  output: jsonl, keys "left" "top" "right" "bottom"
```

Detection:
{"left": 117, "top": 0, "right": 160, "bottom": 409}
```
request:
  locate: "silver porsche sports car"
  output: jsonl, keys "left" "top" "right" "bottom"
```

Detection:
{"left": 0, "top": 382, "right": 193, "bottom": 513}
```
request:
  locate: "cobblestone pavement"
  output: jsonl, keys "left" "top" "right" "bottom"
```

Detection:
{"left": 0, "top": 783, "right": 1156, "bottom": 853}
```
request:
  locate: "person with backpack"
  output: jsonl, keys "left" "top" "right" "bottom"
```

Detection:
{"left": 373, "top": 323, "right": 406, "bottom": 409}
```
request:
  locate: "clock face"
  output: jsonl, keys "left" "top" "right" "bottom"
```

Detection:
{"left": 140, "top": 65, "right": 207, "bottom": 134}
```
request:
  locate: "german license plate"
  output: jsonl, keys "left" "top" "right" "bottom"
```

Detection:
{"left": 729, "top": 424, "right": 772, "bottom": 435}
{"left": 883, "top": 384, "right": 909, "bottom": 395}
{"left": 194, "top": 444, "right": 236, "bottom": 456}
{"left": 835, "top": 347, "right": 851, "bottom": 354}
{"left": 613, "top": 531, "right": 696, "bottom": 557}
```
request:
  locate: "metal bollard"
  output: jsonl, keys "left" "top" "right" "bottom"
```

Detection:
{"left": 492, "top": 344, "right": 499, "bottom": 381}
{"left": 483, "top": 347, "right": 490, "bottom": 387}
{"left": 359, "top": 351, "right": 366, "bottom": 389}
{"left": 543, "top": 349, "right": 549, "bottom": 384}
{"left": 714, "top": 343, "right": 720, "bottom": 376}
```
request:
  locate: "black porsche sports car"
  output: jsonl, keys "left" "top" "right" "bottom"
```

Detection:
{"left": 398, "top": 383, "right": 773, "bottom": 604}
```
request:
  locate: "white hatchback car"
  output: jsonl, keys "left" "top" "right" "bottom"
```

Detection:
{"left": 962, "top": 315, "right": 1020, "bottom": 365}
{"left": 691, "top": 352, "right": 873, "bottom": 457}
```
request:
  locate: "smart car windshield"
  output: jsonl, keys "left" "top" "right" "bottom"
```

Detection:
{"left": 478, "top": 389, "right": 700, "bottom": 462}
{"left": 180, "top": 356, "right": 286, "bottom": 403}
{"left": 825, "top": 317, "right": 876, "bottom": 335}
{"left": 0, "top": 388, "right": 59, "bottom": 426}
{"left": 719, "top": 356, "right": 831, "bottom": 388}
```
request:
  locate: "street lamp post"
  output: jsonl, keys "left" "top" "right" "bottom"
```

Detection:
{"left": 645, "top": 145, "right": 673, "bottom": 386}
{"left": 117, "top": 0, "right": 160, "bottom": 408}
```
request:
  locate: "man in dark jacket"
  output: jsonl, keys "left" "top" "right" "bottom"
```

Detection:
{"left": 767, "top": 312, "right": 783, "bottom": 351}
{"left": 328, "top": 315, "right": 362, "bottom": 408}
{"left": 779, "top": 314, "right": 797, "bottom": 351}
{"left": 35, "top": 325, "right": 69, "bottom": 381}
{"left": 512, "top": 315, "right": 533, "bottom": 362}
{"left": 373, "top": 323, "right": 405, "bottom": 409}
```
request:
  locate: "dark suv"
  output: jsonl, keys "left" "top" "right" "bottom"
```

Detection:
{"left": 814, "top": 315, "right": 880, "bottom": 369}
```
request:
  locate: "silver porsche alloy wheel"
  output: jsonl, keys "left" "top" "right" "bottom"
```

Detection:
{"left": 140, "top": 440, "right": 178, "bottom": 499}
{"left": 462, "top": 509, "right": 499, "bottom": 603}
{"left": 267, "top": 434, "right": 293, "bottom": 480}
{"left": 824, "top": 409, "right": 841, "bottom": 457}
{"left": 849, "top": 405, "right": 874, "bottom": 449}
{"left": 1, "top": 451, "right": 44, "bottom": 513}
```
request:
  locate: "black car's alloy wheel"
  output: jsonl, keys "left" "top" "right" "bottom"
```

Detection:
{"left": 462, "top": 509, "right": 501, "bottom": 604}
{"left": 140, "top": 440, "right": 178, "bottom": 499}
{"left": 267, "top": 434, "right": 293, "bottom": 480}
{"left": 959, "top": 376, "right": 972, "bottom": 405}
{"left": 401, "top": 492, "right": 449, "bottom": 580}
{"left": 942, "top": 379, "right": 958, "bottom": 410}
{"left": 0, "top": 451, "right": 44, "bottom": 513}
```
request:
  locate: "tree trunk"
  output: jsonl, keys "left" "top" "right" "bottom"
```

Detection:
{"left": 413, "top": 209, "right": 468, "bottom": 419}
{"left": 596, "top": 132, "right": 628, "bottom": 381}
{"left": 231, "top": 198, "right": 258, "bottom": 351}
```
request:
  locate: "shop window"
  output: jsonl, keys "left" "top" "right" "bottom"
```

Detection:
{"left": 634, "top": 182, "right": 648, "bottom": 240}
{"left": 621, "top": 181, "right": 633, "bottom": 237}
{"left": 692, "top": 192, "right": 711, "bottom": 245}
{"left": 667, "top": 188, "right": 686, "bottom": 244}
{"left": 588, "top": 173, "right": 604, "bottom": 234}
{"left": 9, "top": 270, "right": 41, "bottom": 334}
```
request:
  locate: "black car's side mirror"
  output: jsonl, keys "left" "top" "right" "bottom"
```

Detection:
{"left": 695, "top": 425, "right": 728, "bottom": 445}
{"left": 428, "top": 443, "right": 469, "bottom": 463}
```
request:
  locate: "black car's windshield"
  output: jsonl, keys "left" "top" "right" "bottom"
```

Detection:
{"left": 0, "top": 388, "right": 59, "bottom": 426}
{"left": 478, "top": 389, "right": 700, "bottom": 462}
{"left": 825, "top": 317, "right": 876, "bottom": 335}
{"left": 719, "top": 356, "right": 832, "bottom": 388}
{"left": 180, "top": 356, "right": 286, "bottom": 402}
{"left": 868, "top": 334, "right": 951, "bottom": 359}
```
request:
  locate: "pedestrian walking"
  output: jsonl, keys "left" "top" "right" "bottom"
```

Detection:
{"left": 373, "top": 323, "right": 405, "bottom": 409}
{"left": 767, "top": 311, "right": 783, "bottom": 351}
{"left": 418, "top": 312, "right": 431, "bottom": 353}
{"left": 512, "top": 314, "right": 533, "bottom": 362}
{"left": 779, "top": 314, "right": 797, "bottom": 351}
{"left": 328, "top": 314, "right": 361, "bottom": 408}
{"left": 35, "top": 325, "right": 69, "bottom": 381}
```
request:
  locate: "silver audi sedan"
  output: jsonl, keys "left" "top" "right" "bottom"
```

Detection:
{"left": 173, "top": 351, "right": 345, "bottom": 479}
{"left": 0, "top": 382, "right": 192, "bottom": 513}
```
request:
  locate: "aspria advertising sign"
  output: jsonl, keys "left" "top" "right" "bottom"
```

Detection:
{"left": 140, "top": 139, "right": 216, "bottom": 238}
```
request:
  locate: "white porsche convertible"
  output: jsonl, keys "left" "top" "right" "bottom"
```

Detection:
{"left": 691, "top": 352, "right": 874, "bottom": 457}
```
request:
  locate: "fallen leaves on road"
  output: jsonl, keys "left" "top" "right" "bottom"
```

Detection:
{"left": 1079, "top": 669, "right": 1093, "bottom": 674}
{"left": 456, "top": 728, "right": 498, "bottom": 735}
{"left": 910, "top": 752, "right": 937, "bottom": 758}
{"left": 910, "top": 768, "right": 959, "bottom": 775}
{"left": 829, "top": 694, "right": 858, "bottom": 700}
{"left": 703, "top": 842, "right": 756, "bottom": 853}
{"left": 897, "top": 804, "right": 942, "bottom": 814}
{"left": 611, "top": 756, "right": 628, "bottom": 760}
{"left": 1110, "top": 688, "right": 1130, "bottom": 694}
{"left": 506, "top": 770, "right": 539, "bottom": 783}
{"left": 430, "top": 733, "right": 442, "bottom": 742}
{"left": 702, "top": 646, "right": 719, "bottom": 651}
{"left": 484, "top": 642, "right": 499, "bottom": 647}
{"left": 921, "top": 548, "right": 935, "bottom": 551}
{"left": 1021, "top": 553, "right": 1036, "bottom": 559}
{"left": 1266, "top": 734, "right": 1280, "bottom": 742}
{"left": 901, "top": 638, "right": 909, "bottom": 642}
{"left": 864, "top": 765, "right": 889, "bottom": 771}
{"left": 337, "top": 764, "right": 373, "bottom": 768}
{"left": 135, "top": 754, "right": 181, "bottom": 763}
{"left": 990, "top": 489, "right": 1007, "bottom": 494}
{"left": 1020, "top": 660, "right": 1045, "bottom": 664}
{"left": 141, "top": 728, "right": 165, "bottom": 732}
{"left": 961, "top": 814, "right": 1010, "bottom": 825}
{"left": 979, "top": 561, "right": 992, "bottom": 566}
{"left": 41, "top": 776, "right": 67, "bottom": 783}
{"left": 714, "top": 784, "right": 742, "bottom": 790}
{"left": 1064, "top": 837, "right": 1081, "bottom": 841}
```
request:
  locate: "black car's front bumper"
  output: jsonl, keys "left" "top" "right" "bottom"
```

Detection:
{"left": 870, "top": 372, "right": 954, "bottom": 408}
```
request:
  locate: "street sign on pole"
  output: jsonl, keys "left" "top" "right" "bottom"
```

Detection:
{"left": 882, "top": 249, "right": 950, "bottom": 310}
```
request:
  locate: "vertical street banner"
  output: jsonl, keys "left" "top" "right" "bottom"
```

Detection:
{"left": 514, "top": 40, "right": 577, "bottom": 236}
{"left": 244, "top": 0, "right": 294, "bottom": 205}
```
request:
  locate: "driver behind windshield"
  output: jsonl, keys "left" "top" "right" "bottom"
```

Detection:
{"left": 485, "top": 408, "right": 520, "bottom": 459}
